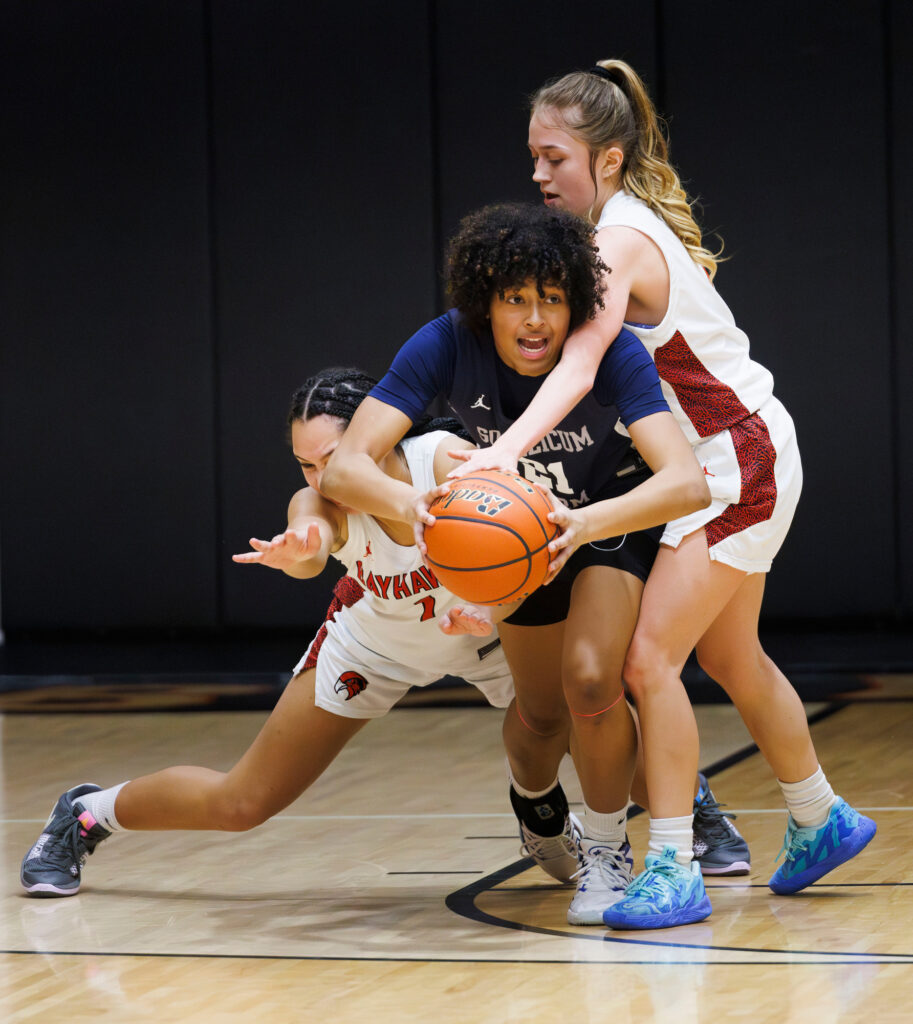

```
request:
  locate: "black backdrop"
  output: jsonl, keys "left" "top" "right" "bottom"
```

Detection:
{"left": 1, "top": 0, "right": 910, "bottom": 636}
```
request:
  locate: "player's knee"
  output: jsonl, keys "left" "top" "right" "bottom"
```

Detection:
{"left": 211, "top": 794, "right": 273, "bottom": 832}
{"left": 512, "top": 703, "right": 566, "bottom": 738}
{"left": 562, "top": 659, "right": 619, "bottom": 715}
{"left": 622, "top": 634, "right": 663, "bottom": 704}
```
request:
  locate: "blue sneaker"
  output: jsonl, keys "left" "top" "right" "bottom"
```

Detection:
{"left": 768, "top": 797, "right": 876, "bottom": 895}
{"left": 602, "top": 845, "right": 712, "bottom": 930}
{"left": 21, "top": 784, "right": 110, "bottom": 897}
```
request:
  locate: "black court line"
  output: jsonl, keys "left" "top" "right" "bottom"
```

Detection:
{"left": 446, "top": 703, "right": 913, "bottom": 963}
{"left": 2, "top": 949, "right": 907, "bottom": 966}
{"left": 494, "top": 880, "right": 913, "bottom": 891}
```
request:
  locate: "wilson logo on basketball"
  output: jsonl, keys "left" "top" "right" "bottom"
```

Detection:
{"left": 437, "top": 488, "right": 512, "bottom": 518}
{"left": 334, "top": 671, "right": 368, "bottom": 700}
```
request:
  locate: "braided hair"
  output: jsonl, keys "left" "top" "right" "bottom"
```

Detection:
{"left": 445, "top": 202, "right": 607, "bottom": 336}
{"left": 288, "top": 367, "right": 469, "bottom": 441}
{"left": 288, "top": 367, "right": 376, "bottom": 427}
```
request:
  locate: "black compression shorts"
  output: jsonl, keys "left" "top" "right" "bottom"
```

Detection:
{"left": 502, "top": 524, "right": 661, "bottom": 627}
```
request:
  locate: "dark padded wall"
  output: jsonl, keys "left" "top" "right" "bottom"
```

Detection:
{"left": 0, "top": 1, "right": 217, "bottom": 629}
{"left": 434, "top": 2, "right": 657, "bottom": 243}
{"left": 210, "top": 1, "right": 436, "bottom": 627}
{"left": 891, "top": 0, "right": 913, "bottom": 616}
{"left": 0, "top": 1, "right": 908, "bottom": 633}
{"left": 663, "top": 1, "right": 894, "bottom": 616}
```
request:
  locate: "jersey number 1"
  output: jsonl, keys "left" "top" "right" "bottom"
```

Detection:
{"left": 415, "top": 596, "right": 436, "bottom": 622}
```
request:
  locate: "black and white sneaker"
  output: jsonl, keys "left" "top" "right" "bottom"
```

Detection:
{"left": 693, "top": 773, "right": 750, "bottom": 876}
{"left": 21, "top": 784, "right": 111, "bottom": 897}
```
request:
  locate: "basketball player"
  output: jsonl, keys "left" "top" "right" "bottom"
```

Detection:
{"left": 438, "top": 61, "right": 877, "bottom": 929}
{"left": 321, "top": 202, "right": 716, "bottom": 924}
{"left": 20, "top": 368, "right": 579, "bottom": 897}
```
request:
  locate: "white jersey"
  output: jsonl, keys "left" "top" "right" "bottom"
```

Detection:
{"left": 598, "top": 191, "right": 774, "bottom": 446}
{"left": 292, "top": 431, "right": 513, "bottom": 717}
{"left": 599, "top": 191, "right": 802, "bottom": 573}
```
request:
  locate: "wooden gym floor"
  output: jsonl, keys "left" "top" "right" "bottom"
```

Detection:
{"left": 0, "top": 667, "right": 912, "bottom": 1021}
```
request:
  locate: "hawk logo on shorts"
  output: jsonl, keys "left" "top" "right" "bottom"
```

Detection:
{"left": 334, "top": 671, "right": 368, "bottom": 700}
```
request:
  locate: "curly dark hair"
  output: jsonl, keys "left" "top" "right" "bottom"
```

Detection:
{"left": 288, "top": 367, "right": 469, "bottom": 440}
{"left": 445, "top": 202, "right": 607, "bottom": 335}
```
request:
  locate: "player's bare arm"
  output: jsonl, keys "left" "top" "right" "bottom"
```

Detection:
{"left": 232, "top": 488, "right": 342, "bottom": 579}
{"left": 322, "top": 397, "right": 422, "bottom": 525}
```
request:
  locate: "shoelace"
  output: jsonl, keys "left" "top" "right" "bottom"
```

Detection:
{"left": 34, "top": 818, "right": 90, "bottom": 871}
{"left": 693, "top": 791, "right": 739, "bottom": 843}
{"left": 519, "top": 824, "right": 574, "bottom": 861}
{"left": 776, "top": 814, "right": 841, "bottom": 865}
{"left": 775, "top": 823, "right": 817, "bottom": 864}
{"left": 570, "top": 845, "right": 631, "bottom": 887}
{"left": 625, "top": 858, "right": 684, "bottom": 897}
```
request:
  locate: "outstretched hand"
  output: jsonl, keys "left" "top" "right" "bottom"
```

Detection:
{"left": 438, "top": 604, "right": 494, "bottom": 637}
{"left": 446, "top": 444, "right": 521, "bottom": 479}
{"left": 232, "top": 523, "right": 322, "bottom": 572}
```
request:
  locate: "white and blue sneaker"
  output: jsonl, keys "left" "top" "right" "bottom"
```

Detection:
{"left": 21, "top": 784, "right": 111, "bottom": 897}
{"left": 567, "top": 837, "right": 634, "bottom": 925}
{"left": 768, "top": 798, "right": 876, "bottom": 895}
{"left": 602, "top": 845, "right": 712, "bottom": 930}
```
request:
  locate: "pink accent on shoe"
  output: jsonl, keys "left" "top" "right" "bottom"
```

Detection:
{"left": 77, "top": 810, "right": 98, "bottom": 836}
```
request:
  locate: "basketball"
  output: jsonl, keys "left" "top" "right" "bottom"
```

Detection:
{"left": 424, "top": 470, "right": 559, "bottom": 605}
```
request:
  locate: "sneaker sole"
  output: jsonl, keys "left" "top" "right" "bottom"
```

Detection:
{"left": 21, "top": 881, "right": 80, "bottom": 898}
{"left": 567, "top": 906, "right": 618, "bottom": 926}
{"left": 768, "top": 816, "right": 877, "bottom": 895}
{"left": 603, "top": 894, "right": 712, "bottom": 930}
{"left": 699, "top": 859, "right": 750, "bottom": 876}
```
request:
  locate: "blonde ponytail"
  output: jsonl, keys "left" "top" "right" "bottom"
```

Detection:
{"left": 532, "top": 60, "right": 722, "bottom": 280}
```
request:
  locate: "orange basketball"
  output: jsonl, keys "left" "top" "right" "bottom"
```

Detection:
{"left": 424, "top": 470, "right": 559, "bottom": 605}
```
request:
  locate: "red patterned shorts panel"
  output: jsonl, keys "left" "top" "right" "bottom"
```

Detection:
{"left": 303, "top": 574, "right": 365, "bottom": 671}
{"left": 704, "top": 413, "right": 778, "bottom": 548}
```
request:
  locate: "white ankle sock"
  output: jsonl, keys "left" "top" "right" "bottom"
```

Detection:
{"left": 583, "top": 804, "right": 628, "bottom": 846}
{"left": 78, "top": 782, "right": 129, "bottom": 832}
{"left": 778, "top": 766, "right": 836, "bottom": 827}
{"left": 648, "top": 816, "right": 693, "bottom": 866}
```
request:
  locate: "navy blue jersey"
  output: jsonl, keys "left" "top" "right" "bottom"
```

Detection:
{"left": 372, "top": 311, "right": 668, "bottom": 506}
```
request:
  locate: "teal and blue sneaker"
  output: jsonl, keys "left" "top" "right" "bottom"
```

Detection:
{"left": 602, "top": 845, "right": 712, "bottom": 930}
{"left": 768, "top": 797, "right": 876, "bottom": 895}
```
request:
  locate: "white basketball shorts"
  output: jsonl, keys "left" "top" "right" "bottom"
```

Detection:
{"left": 292, "top": 614, "right": 514, "bottom": 720}
{"left": 661, "top": 395, "right": 802, "bottom": 573}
